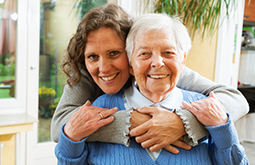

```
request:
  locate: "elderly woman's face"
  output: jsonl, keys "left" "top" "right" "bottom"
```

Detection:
{"left": 85, "top": 27, "right": 130, "bottom": 94}
{"left": 130, "top": 29, "right": 186, "bottom": 102}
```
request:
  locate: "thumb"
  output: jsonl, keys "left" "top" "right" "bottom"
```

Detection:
{"left": 136, "top": 107, "right": 155, "bottom": 116}
{"left": 209, "top": 91, "right": 219, "bottom": 101}
{"left": 181, "top": 101, "right": 197, "bottom": 115}
{"left": 84, "top": 100, "right": 91, "bottom": 106}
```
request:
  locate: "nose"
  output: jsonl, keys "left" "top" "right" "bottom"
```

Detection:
{"left": 99, "top": 57, "right": 112, "bottom": 73}
{"left": 151, "top": 54, "right": 164, "bottom": 68}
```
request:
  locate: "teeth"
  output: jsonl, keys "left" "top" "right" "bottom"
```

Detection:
{"left": 149, "top": 75, "right": 168, "bottom": 79}
{"left": 101, "top": 73, "right": 118, "bottom": 81}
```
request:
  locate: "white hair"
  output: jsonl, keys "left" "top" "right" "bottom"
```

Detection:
{"left": 126, "top": 13, "right": 192, "bottom": 63}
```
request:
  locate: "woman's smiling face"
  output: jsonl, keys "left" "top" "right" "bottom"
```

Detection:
{"left": 130, "top": 29, "right": 186, "bottom": 102}
{"left": 84, "top": 27, "right": 130, "bottom": 94}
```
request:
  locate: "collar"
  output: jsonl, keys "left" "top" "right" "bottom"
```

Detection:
{"left": 124, "top": 80, "right": 183, "bottom": 109}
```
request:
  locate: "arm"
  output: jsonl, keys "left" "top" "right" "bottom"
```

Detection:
{"left": 178, "top": 67, "right": 249, "bottom": 121}
{"left": 86, "top": 108, "right": 133, "bottom": 146}
{"left": 183, "top": 92, "right": 248, "bottom": 164}
{"left": 207, "top": 116, "right": 249, "bottom": 165}
{"left": 55, "top": 125, "right": 88, "bottom": 165}
{"left": 51, "top": 70, "right": 101, "bottom": 142}
{"left": 51, "top": 71, "right": 127, "bottom": 144}
{"left": 176, "top": 67, "right": 249, "bottom": 145}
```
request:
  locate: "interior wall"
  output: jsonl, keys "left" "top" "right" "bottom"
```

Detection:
{"left": 186, "top": 30, "right": 218, "bottom": 81}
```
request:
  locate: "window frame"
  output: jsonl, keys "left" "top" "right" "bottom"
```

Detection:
{"left": 0, "top": 0, "right": 29, "bottom": 114}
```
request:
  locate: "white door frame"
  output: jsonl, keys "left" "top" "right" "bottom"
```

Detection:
{"left": 25, "top": 0, "right": 58, "bottom": 164}
{"left": 214, "top": 0, "right": 245, "bottom": 88}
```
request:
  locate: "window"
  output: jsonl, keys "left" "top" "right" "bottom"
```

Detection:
{"left": 38, "top": 0, "right": 108, "bottom": 143}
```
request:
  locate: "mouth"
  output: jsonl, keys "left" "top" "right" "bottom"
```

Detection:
{"left": 100, "top": 73, "right": 119, "bottom": 81}
{"left": 148, "top": 74, "right": 168, "bottom": 79}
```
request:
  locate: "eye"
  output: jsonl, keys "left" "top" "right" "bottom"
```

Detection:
{"left": 166, "top": 51, "right": 174, "bottom": 55}
{"left": 110, "top": 51, "right": 119, "bottom": 56}
{"left": 87, "top": 55, "right": 99, "bottom": 60}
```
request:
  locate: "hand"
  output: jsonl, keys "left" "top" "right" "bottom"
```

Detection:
{"left": 129, "top": 107, "right": 186, "bottom": 152}
{"left": 130, "top": 110, "right": 151, "bottom": 130}
{"left": 181, "top": 91, "right": 228, "bottom": 127}
{"left": 164, "top": 138, "right": 191, "bottom": 154}
{"left": 64, "top": 100, "right": 118, "bottom": 142}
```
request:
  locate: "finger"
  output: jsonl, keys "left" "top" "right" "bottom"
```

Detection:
{"left": 84, "top": 100, "right": 91, "bottom": 106}
{"left": 135, "top": 132, "right": 151, "bottom": 143}
{"left": 99, "top": 107, "right": 118, "bottom": 119}
{"left": 136, "top": 107, "right": 155, "bottom": 116}
{"left": 209, "top": 91, "right": 219, "bottom": 101}
{"left": 182, "top": 101, "right": 198, "bottom": 115}
{"left": 140, "top": 138, "right": 157, "bottom": 149}
{"left": 130, "top": 120, "right": 151, "bottom": 137}
{"left": 172, "top": 140, "right": 191, "bottom": 151}
{"left": 97, "top": 116, "right": 115, "bottom": 127}
{"left": 148, "top": 142, "right": 167, "bottom": 152}
{"left": 164, "top": 145, "right": 179, "bottom": 154}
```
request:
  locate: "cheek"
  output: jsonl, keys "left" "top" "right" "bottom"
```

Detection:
{"left": 85, "top": 61, "right": 97, "bottom": 77}
{"left": 118, "top": 56, "right": 130, "bottom": 74}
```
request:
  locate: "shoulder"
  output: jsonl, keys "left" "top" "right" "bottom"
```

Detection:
{"left": 181, "top": 89, "right": 207, "bottom": 104}
{"left": 92, "top": 90, "right": 124, "bottom": 109}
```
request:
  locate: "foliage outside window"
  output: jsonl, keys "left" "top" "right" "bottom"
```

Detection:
{"left": 153, "top": 0, "right": 236, "bottom": 38}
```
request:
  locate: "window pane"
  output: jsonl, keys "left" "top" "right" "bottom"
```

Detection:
{"left": 0, "top": 0, "right": 17, "bottom": 99}
{"left": 38, "top": 0, "right": 107, "bottom": 143}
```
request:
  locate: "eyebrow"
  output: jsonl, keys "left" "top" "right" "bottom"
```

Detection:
{"left": 136, "top": 45, "right": 177, "bottom": 50}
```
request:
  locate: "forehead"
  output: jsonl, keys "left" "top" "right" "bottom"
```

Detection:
{"left": 134, "top": 29, "right": 176, "bottom": 48}
{"left": 85, "top": 27, "right": 125, "bottom": 51}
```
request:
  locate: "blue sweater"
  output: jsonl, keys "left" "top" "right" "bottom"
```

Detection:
{"left": 55, "top": 90, "right": 248, "bottom": 165}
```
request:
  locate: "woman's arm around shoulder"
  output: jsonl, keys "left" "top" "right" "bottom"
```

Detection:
{"left": 51, "top": 71, "right": 103, "bottom": 142}
{"left": 178, "top": 67, "right": 249, "bottom": 121}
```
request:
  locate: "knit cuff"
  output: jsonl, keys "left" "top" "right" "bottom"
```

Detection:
{"left": 86, "top": 109, "right": 133, "bottom": 147}
{"left": 205, "top": 113, "right": 239, "bottom": 149}
{"left": 175, "top": 109, "right": 209, "bottom": 146}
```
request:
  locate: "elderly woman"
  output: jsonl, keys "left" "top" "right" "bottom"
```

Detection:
{"left": 55, "top": 13, "right": 248, "bottom": 164}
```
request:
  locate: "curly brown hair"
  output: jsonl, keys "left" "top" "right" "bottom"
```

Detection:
{"left": 61, "top": 4, "right": 133, "bottom": 88}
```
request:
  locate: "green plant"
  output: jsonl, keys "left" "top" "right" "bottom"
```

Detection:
{"left": 39, "top": 86, "right": 56, "bottom": 99}
{"left": 49, "top": 97, "right": 60, "bottom": 110}
{"left": 153, "top": 0, "right": 235, "bottom": 38}
{"left": 0, "top": 64, "right": 15, "bottom": 76}
{"left": 75, "top": 0, "right": 235, "bottom": 38}
{"left": 75, "top": 0, "right": 107, "bottom": 18}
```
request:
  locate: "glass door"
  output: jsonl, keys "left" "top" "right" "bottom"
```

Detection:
{"left": 38, "top": 0, "right": 79, "bottom": 143}
{"left": 30, "top": 0, "right": 108, "bottom": 164}
{"left": 38, "top": 0, "right": 108, "bottom": 144}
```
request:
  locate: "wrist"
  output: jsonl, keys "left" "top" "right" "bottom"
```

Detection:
{"left": 64, "top": 124, "right": 80, "bottom": 142}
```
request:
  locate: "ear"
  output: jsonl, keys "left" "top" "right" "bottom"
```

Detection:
{"left": 129, "top": 65, "right": 134, "bottom": 76}
{"left": 181, "top": 53, "right": 187, "bottom": 71}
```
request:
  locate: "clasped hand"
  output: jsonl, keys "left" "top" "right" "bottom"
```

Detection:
{"left": 129, "top": 107, "right": 191, "bottom": 154}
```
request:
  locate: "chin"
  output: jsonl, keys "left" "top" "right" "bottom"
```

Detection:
{"left": 103, "top": 89, "right": 120, "bottom": 95}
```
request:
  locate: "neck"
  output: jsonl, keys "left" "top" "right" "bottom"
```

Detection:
{"left": 140, "top": 91, "right": 170, "bottom": 103}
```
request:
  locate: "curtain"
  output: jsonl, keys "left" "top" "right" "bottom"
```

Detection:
{"left": 0, "top": 0, "right": 16, "bottom": 55}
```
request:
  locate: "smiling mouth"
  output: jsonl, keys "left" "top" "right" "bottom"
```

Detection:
{"left": 101, "top": 73, "right": 118, "bottom": 81}
{"left": 148, "top": 74, "right": 168, "bottom": 79}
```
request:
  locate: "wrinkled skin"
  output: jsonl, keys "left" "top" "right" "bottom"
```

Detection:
{"left": 181, "top": 91, "right": 228, "bottom": 127}
{"left": 130, "top": 107, "right": 191, "bottom": 154}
